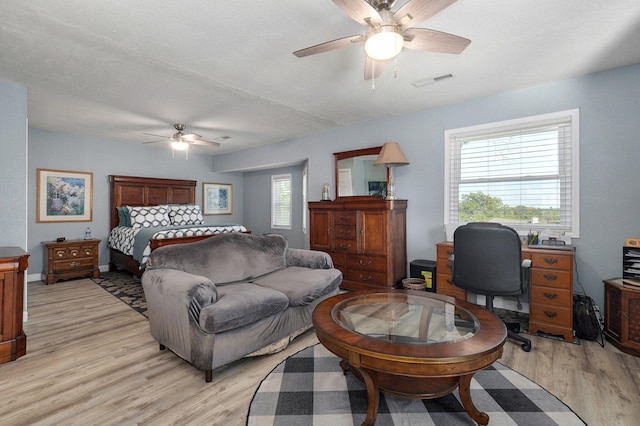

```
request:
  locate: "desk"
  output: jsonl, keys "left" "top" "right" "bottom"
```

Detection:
{"left": 436, "top": 241, "right": 575, "bottom": 342}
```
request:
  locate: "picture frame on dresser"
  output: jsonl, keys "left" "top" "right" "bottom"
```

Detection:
{"left": 36, "top": 168, "right": 93, "bottom": 222}
{"left": 202, "top": 182, "right": 232, "bottom": 215}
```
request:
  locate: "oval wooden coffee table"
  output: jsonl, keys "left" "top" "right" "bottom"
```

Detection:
{"left": 312, "top": 289, "right": 507, "bottom": 426}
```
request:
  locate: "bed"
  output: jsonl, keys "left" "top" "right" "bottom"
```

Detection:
{"left": 108, "top": 175, "right": 248, "bottom": 276}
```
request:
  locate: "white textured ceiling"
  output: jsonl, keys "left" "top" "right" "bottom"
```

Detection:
{"left": 1, "top": 0, "right": 640, "bottom": 155}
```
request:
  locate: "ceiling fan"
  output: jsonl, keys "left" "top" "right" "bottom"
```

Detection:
{"left": 142, "top": 124, "right": 222, "bottom": 156}
{"left": 293, "top": 0, "right": 471, "bottom": 80}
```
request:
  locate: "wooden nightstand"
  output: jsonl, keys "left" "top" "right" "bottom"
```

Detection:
{"left": 42, "top": 239, "right": 101, "bottom": 285}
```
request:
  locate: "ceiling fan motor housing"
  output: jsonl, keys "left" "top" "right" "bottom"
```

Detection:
{"left": 370, "top": 0, "right": 396, "bottom": 10}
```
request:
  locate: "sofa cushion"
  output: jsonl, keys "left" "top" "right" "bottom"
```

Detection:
{"left": 198, "top": 283, "right": 289, "bottom": 334}
{"left": 251, "top": 266, "right": 342, "bottom": 307}
{"left": 147, "top": 233, "right": 288, "bottom": 284}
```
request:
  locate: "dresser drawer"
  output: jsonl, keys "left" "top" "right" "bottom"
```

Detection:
{"left": 347, "top": 254, "right": 385, "bottom": 272}
{"left": 334, "top": 225, "right": 356, "bottom": 240}
{"left": 436, "top": 274, "right": 466, "bottom": 299}
{"left": 530, "top": 253, "right": 572, "bottom": 271}
{"left": 334, "top": 239, "right": 357, "bottom": 252}
{"left": 327, "top": 251, "right": 346, "bottom": 268}
{"left": 531, "top": 269, "right": 571, "bottom": 290}
{"left": 345, "top": 268, "right": 388, "bottom": 286}
{"left": 530, "top": 286, "right": 571, "bottom": 308}
{"left": 530, "top": 305, "right": 572, "bottom": 328}
{"left": 53, "top": 257, "right": 96, "bottom": 273}
{"left": 436, "top": 257, "right": 453, "bottom": 276}
{"left": 334, "top": 211, "right": 356, "bottom": 225}
{"left": 437, "top": 244, "right": 454, "bottom": 260}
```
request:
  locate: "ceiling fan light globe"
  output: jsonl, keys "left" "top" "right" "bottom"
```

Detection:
{"left": 171, "top": 141, "right": 189, "bottom": 151}
{"left": 365, "top": 26, "right": 403, "bottom": 60}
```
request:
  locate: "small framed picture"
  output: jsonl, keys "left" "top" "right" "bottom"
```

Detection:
{"left": 37, "top": 168, "right": 93, "bottom": 222}
{"left": 368, "top": 181, "right": 387, "bottom": 197}
{"left": 203, "top": 182, "right": 233, "bottom": 215}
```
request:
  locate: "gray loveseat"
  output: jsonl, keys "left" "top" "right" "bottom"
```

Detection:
{"left": 141, "top": 232, "right": 342, "bottom": 382}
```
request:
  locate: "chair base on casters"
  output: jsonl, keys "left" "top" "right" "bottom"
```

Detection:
{"left": 507, "top": 329, "right": 531, "bottom": 352}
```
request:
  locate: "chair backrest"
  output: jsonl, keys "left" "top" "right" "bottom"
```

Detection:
{"left": 452, "top": 222, "right": 524, "bottom": 297}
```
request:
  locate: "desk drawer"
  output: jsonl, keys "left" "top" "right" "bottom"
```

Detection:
{"left": 531, "top": 269, "right": 571, "bottom": 290}
{"left": 530, "top": 305, "right": 572, "bottom": 328}
{"left": 347, "top": 254, "right": 385, "bottom": 272}
{"left": 531, "top": 286, "right": 571, "bottom": 308}
{"left": 531, "top": 253, "right": 572, "bottom": 271}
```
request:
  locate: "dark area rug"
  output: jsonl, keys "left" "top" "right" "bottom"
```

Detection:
{"left": 91, "top": 271, "right": 147, "bottom": 318}
{"left": 247, "top": 344, "right": 586, "bottom": 426}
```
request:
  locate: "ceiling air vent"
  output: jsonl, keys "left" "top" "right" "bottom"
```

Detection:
{"left": 411, "top": 73, "right": 455, "bottom": 88}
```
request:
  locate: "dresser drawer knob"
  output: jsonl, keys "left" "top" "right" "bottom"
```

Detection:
{"left": 339, "top": 243, "right": 351, "bottom": 249}
{"left": 359, "top": 274, "right": 373, "bottom": 281}
{"left": 339, "top": 229, "right": 352, "bottom": 235}
{"left": 543, "top": 258, "right": 559, "bottom": 265}
{"left": 358, "top": 259, "right": 372, "bottom": 266}
{"left": 446, "top": 263, "right": 452, "bottom": 271}
{"left": 340, "top": 215, "right": 352, "bottom": 221}
{"left": 543, "top": 292, "right": 558, "bottom": 300}
{"left": 543, "top": 274, "right": 558, "bottom": 281}
{"left": 57, "top": 252, "right": 64, "bottom": 258}
{"left": 544, "top": 311, "right": 557, "bottom": 318}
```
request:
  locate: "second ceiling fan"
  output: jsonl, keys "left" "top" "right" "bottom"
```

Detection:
{"left": 293, "top": 0, "right": 471, "bottom": 80}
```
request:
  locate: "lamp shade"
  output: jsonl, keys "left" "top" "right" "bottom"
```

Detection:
{"left": 374, "top": 142, "right": 409, "bottom": 166}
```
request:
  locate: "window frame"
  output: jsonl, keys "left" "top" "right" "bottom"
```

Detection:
{"left": 271, "top": 173, "right": 292, "bottom": 230}
{"left": 444, "top": 109, "right": 580, "bottom": 237}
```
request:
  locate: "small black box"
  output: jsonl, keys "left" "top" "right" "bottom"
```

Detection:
{"left": 409, "top": 259, "right": 437, "bottom": 292}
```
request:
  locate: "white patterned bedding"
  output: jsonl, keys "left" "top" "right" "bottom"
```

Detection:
{"left": 108, "top": 224, "right": 248, "bottom": 268}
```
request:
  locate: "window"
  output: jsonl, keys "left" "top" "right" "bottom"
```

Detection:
{"left": 271, "top": 174, "right": 292, "bottom": 230}
{"left": 444, "top": 109, "right": 580, "bottom": 237}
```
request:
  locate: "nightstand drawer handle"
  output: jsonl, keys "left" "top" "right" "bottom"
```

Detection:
{"left": 358, "top": 259, "right": 372, "bottom": 266}
{"left": 543, "top": 258, "right": 559, "bottom": 265}
{"left": 543, "top": 274, "right": 558, "bottom": 281}
{"left": 69, "top": 261, "right": 81, "bottom": 268}
{"left": 84, "top": 249, "right": 92, "bottom": 256}
{"left": 544, "top": 311, "right": 557, "bottom": 318}
{"left": 543, "top": 292, "right": 558, "bottom": 299}
{"left": 71, "top": 250, "right": 79, "bottom": 257}
{"left": 57, "top": 252, "right": 65, "bottom": 258}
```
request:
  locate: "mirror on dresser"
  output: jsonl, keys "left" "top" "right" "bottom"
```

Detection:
{"left": 334, "top": 146, "right": 388, "bottom": 199}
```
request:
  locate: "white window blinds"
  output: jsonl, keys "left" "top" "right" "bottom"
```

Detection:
{"left": 444, "top": 109, "right": 580, "bottom": 236}
{"left": 271, "top": 174, "right": 292, "bottom": 230}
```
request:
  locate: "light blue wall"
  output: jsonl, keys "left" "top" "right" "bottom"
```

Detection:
{"left": 27, "top": 128, "right": 244, "bottom": 278}
{"left": 0, "top": 79, "right": 28, "bottom": 249}
{"left": 243, "top": 164, "right": 305, "bottom": 248}
{"left": 213, "top": 63, "right": 640, "bottom": 311}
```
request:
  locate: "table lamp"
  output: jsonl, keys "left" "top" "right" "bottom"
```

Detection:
{"left": 374, "top": 142, "right": 409, "bottom": 200}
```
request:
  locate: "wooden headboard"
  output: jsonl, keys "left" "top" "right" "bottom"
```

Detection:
{"left": 109, "top": 175, "right": 196, "bottom": 230}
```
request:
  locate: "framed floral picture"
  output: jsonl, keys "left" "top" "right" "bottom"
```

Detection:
{"left": 37, "top": 169, "right": 93, "bottom": 222}
{"left": 203, "top": 182, "right": 232, "bottom": 215}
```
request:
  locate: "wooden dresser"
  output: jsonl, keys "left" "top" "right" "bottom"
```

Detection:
{"left": 43, "top": 239, "right": 101, "bottom": 285}
{"left": 436, "top": 241, "right": 575, "bottom": 342}
{"left": 309, "top": 199, "right": 407, "bottom": 291}
{"left": 603, "top": 278, "right": 640, "bottom": 357}
{"left": 0, "top": 247, "right": 29, "bottom": 364}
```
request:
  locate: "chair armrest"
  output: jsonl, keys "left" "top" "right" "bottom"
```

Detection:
{"left": 286, "top": 248, "right": 334, "bottom": 269}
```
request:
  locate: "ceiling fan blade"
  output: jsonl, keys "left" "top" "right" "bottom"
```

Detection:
{"left": 403, "top": 27, "right": 471, "bottom": 54}
{"left": 293, "top": 34, "right": 364, "bottom": 57}
{"left": 181, "top": 133, "right": 201, "bottom": 141}
{"left": 142, "top": 139, "right": 169, "bottom": 145}
{"left": 332, "top": 0, "right": 382, "bottom": 25}
{"left": 142, "top": 132, "right": 171, "bottom": 139}
{"left": 364, "top": 56, "right": 387, "bottom": 80}
{"left": 395, "top": 0, "right": 458, "bottom": 30}
{"left": 190, "top": 140, "right": 221, "bottom": 147}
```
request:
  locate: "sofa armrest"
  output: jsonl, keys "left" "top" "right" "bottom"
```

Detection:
{"left": 286, "top": 248, "right": 334, "bottom": 269}
{"left": 142, "top": 269, "right": 218, "bottom": 359}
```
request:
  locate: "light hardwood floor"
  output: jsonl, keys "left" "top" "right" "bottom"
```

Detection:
{"left": 1, "top": 278, "right": 639, "bottom": 425}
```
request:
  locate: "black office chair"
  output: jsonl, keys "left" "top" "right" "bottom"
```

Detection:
{"left": 451, "top": 222, "right": 532, "bottom": 352}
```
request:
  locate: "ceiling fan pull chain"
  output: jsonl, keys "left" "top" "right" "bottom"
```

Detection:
{"left": 371, "top": 61, "right": 376, "bottom": 92}
{"left": 394, "top": 55, "right": 398, "bottom": 78}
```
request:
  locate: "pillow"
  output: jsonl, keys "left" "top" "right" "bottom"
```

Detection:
{"left": 169, "top": 204, "right": 204, "bottom": 226}
{"left": 117, "top": 206, "right": 131, "bottom": 227}
{"left": 127, "top": 205, "right": 170, "bottom": 229}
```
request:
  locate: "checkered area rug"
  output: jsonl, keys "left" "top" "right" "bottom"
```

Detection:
{"left": 247, "top": 344, "right": 585, "bottom": 426}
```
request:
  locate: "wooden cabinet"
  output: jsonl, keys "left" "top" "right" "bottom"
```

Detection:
{"left": 436, "top": 241, "right": 575, "bottom": 342}
{"left": 43, "top": 239, "right": 101, "bottom": 285}
{"left": 603, "top": 278, "right": 640, "bottom": 357}
{"left": 309, "top": 199, "right": 407, "bottom": 291}
{"left": 0, "top": 247, "right": 29, "bottom": 364}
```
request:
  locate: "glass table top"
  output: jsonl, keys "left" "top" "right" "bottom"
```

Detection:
{"left": 331, "top": 292, "right": 479, "bottom": 345}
